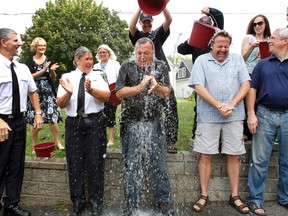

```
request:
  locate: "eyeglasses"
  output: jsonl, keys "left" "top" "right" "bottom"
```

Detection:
{"left": 253, "top": 21, "right": 264, "bottom": 27}
{"left": 99, "top": 52, "right": 108, "bottom": 55}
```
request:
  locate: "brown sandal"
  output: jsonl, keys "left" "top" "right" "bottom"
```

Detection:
{"left": 192, "top": 195, "right": 209, "bottom": 212}
{"left": 229, "top": 195, "right": 250, "bottom": 214}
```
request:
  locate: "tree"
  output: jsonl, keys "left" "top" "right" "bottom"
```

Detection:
{"left": 20, "top": 0, "right": 134, "bottom": 74}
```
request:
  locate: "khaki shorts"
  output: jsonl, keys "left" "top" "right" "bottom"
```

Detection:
{"left": 194, "top": 121, "right": 246, "bottom": 155}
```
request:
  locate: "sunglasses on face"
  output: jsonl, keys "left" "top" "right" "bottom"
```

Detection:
{"left": 253, "top": 21, "right": 264, "bottom": 27}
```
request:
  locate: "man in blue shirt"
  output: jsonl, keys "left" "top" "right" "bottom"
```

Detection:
{"left": 189, "top": 30, "right": 250, "bottom": 214}
{"left": 246, "top": 27, "right": 288, "bottom": 216}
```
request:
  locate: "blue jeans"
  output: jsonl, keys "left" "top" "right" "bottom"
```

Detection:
{"left": 121, "top": 120, "right": 171, "bottom": 208}
{"left": 248, "top": 105, "right": 288, "bottom": 205}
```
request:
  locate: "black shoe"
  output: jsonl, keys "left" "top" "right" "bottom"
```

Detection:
{"left": 69, "top": 209, "right": 81, "bottom": 216}
{"left": 90, "top": 203, "right": 102, "bottom": 216}
{"left": 158, "top": 202, "right": 174, "bottom": 216}
{"left": 3, "top": 205, "right": 31, "bottom": 216}
{"left": 70, "top": 201, "right": 84, "bottom": 216}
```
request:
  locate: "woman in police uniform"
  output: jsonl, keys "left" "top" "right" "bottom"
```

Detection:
{"left": 56, "top": 46, "right": 110, "bottom": 216}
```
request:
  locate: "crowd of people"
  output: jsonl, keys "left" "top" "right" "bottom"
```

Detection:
{"left": 0, "top": 2, "right": 288, "bottom": 216}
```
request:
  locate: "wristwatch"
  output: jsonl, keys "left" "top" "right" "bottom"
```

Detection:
{"left": 35, "top": 111, "right": 42, "bottom": 115}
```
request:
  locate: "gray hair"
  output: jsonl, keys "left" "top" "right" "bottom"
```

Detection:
{"left": 278, "top": 28, "right": 288, "bottom": 39}
{"left": 135, "top": 37, "right": 155, "bottom": 51}
{"left": 135, "top": 37, "right": 156, "bottom": 60}
{"left": 96, "top": 44, "right": 117, "bottom": 61}
{"left": 0, "top": 28, "right": 17, "bottom": 42}
{"left": 208, "top": 30, "right": 232, "bottom": 46}
{"left": 73, "top": 46, "right": 91, "bottom": 67}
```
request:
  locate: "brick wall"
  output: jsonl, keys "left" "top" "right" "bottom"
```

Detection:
{"left": 21, "top": 141, "right": 279, "bottom": 207}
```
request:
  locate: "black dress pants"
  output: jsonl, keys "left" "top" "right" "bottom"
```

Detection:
{"left": 0, "top": 116, "right": 26, "bottom": 207}
{"left": 65, "top": 113, "right": 107, "bottom": 208}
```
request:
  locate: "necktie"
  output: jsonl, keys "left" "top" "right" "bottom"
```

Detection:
{"left": 77, "top": 73, "right": 86, "bottom": 115}
{"left": 11, "top": 63, "right": 20, "bottom": 115}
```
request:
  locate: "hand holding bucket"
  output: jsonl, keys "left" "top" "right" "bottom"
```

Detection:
{"left": 259, "top": 41, "right": 271, "bottom": 59}
{"left": 138, "top": 0, "right": 168, "bottom": 16}
{"left": 188, "top": 20, "right": 217, "bottom": 50}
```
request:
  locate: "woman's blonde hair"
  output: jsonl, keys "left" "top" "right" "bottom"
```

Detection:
{"left": 95, "top": 44, "right": 117, "bottom": 61}
{"left": 30, "top": 37, "right": 47, "bottom": 53}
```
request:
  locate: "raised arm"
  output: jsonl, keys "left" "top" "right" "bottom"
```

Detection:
{"left": 162, "top": 7, "right": 173, "bottom": 32}
{"left": 129, "top": 8, "right": 141, "bottom": 37}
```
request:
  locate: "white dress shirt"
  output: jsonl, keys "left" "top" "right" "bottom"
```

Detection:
{"left": 0, "top": 54, "right": 37, "bottom": 114}
{"left": 57, "top": 68, "right": 110, "bottom": 117}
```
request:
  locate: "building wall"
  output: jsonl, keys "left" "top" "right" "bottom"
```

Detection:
{"left": 21, "top": 142, "right": 279, "bottom": 207}
{"left": 175, "top": 79, "right": 193, "bottom": 98}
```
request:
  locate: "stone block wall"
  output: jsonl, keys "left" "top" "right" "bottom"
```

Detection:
{"left": 21, "top": 141, "right": 279, "bottom": 207}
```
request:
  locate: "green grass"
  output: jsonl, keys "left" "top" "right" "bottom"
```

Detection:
{"left": 26, "top": 98, "right": 195, "bottom": 157}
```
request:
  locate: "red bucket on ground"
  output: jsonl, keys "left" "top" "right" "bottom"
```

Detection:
{"left": 188, "top": 20, "right": 216, "bottom": 49}
{"left": 109, "top": 83, "right": 121, "bottom": 106}
{"left": 33, "top": 142, "right": 55, "bottom": 157}
{"left": 138, "top": 0, "right": 167, "bottom": 16}
{"left": 259, "top": 41, "right": 271, "bottom": 59}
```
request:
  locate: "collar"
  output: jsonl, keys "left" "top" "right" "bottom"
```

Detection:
{"left": 207, "top": 52, "right": 231, "bottom": 65}
{"left": 0, "top": 54, "right": 14, "bottom": 69}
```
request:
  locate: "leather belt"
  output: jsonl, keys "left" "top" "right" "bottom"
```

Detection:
{"left": 75, "top": 112, "right": 101, "bottom": 118}
{"left": 0, "top": 112, "right": 26, "bottom": 119}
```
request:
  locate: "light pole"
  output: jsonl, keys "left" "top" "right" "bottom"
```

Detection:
{"left": 172, "top": 32, "right": 182, "bottom": 91}
{"left": 173, "top": 32, "right": 182, "bottom": 65}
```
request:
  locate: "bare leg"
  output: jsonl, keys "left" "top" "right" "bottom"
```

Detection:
{"left": 193, "top": 154, "right": 212, "bottom": 211}
{"left": 30, "top": 125, "right": 38, "bottom": 153}
{"left": 49, "top": 122, "right": 65, "bottom": 150}
{"left": 107, "top": 127, "right": 116, "bottom": 146}
{"left": 227, "top": 155, "right": 249, "bottom": 212}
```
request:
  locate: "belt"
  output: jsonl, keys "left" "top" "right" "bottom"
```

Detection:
{"left": 261, "top": 105, "right": 288, "bottom": 113}
{"left": 0, "top": 112, "right": 26, "bottom": 119}
{"left": 75, "top": 112, "right": 101, "bottom": 118}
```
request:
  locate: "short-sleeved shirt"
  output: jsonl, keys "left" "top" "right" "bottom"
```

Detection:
{"left": 189, "top": 52, "right": 250, "bottom": 123}
{"left": 57, "top": 69, "right": 110, "bottom": 117}
{"left": 250, "top": 55, "right": 288, "bottom": 111}
{"left": 129, "top": 25, "right": 170, "bottom": 70}
{"left": 0, "top": 54, "right": 37, "bottom": 114}
{"left": 116, "top": 59, "right": 171, "bottom": 123}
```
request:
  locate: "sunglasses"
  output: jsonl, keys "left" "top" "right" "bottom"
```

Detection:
{"left": 253, "top": 21, "right": 264, "bottom": 27}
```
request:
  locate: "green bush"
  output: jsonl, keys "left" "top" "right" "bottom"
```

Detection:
{"left": 26, "top": 99, "right": 195, "bottom": 157}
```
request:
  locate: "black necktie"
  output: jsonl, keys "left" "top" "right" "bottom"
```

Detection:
{"left": 77, "top": 73, "right": 86, "bottom": 115}
{"left": 11, "top": 63, "right": 20, "bottom": 115}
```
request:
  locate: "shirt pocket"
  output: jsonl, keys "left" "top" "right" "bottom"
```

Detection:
{"left": 0, "top": 75, "right": 12, "bottom": 98}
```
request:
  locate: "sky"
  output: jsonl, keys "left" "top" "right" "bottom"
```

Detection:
{"left": 1, "top": 0, "right": 287, "bottom": 57}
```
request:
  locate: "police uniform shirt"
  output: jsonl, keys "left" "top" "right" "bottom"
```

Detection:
{"left": 57, "top": 68, "right": 110, "bottom": 117}
{"left": 0, "top": 54, "right": 37, "bottom": 114}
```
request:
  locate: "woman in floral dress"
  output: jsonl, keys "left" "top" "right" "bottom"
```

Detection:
{"left": 25, "top": 37, "right": 64, "bottom": 151}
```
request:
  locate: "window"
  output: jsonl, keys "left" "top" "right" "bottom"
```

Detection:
{"left": 178, "top": 67, "right": 187, "bottom": 78}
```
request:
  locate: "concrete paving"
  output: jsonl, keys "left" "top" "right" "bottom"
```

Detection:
{"left": 1, "top": 201, "right": 287, "bottom": 216}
